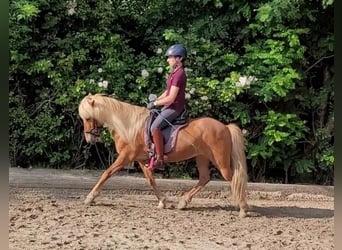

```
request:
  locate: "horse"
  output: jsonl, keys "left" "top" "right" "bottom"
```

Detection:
{"left": 78, "top": 93, "right": 249, "bottom": 217}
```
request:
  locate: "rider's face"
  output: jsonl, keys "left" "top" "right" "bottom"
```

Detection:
{"left": 167, "top": 56, "right": 181, "bottom": 68}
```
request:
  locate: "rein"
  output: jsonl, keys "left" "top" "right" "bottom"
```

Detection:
{"left": 85, "top": 118, "right": 103, "bottom": 138}
{"left": 85, "top": 128, "right": 102, "bottom": 137}
{"left": 84, "top": 123, "right": 106, "bottom": 168}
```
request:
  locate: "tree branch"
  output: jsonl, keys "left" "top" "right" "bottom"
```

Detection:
{"left": 304, "top": 54, "right": 334, "bottom": 74}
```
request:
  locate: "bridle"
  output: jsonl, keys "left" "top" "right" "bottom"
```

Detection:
{"left": 85, "top": 128, "right": 102, "bottom": 137}
{"left": 83, "top": 118, "right": 106, "bottom": 168}
{"left": 85, "top": 119, "right": 103, "bottom": 138}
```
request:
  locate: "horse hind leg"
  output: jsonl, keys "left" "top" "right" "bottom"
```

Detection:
{"left": 217, "top": 160, "right": 248, "bottom": 218}
{"left": 178, "top": 156, "right": 210, "bottom": 210}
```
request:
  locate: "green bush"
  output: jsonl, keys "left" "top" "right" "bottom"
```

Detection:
{"left": 9, "top": 0, "right": 334, "bottom": 184}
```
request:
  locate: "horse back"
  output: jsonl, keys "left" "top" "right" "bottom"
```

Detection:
{"left": 178, "top": 117, "right": 230, "bottom": 145}
{"left": 165, "top": 117, "right": 232, "bottom": 161}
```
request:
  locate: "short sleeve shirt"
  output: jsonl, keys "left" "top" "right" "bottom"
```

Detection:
{"left": 165, "top": 67, "right": 187, "bottom": 112}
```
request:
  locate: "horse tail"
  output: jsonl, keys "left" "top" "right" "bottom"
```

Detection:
{"left": 226, "top": 124, "right": 248, "bottom": 205}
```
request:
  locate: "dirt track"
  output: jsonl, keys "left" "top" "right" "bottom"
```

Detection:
{"left": 9, "top": 168, "right": 334, "bottom": 250}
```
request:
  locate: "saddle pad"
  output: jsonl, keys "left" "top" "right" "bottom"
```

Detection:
{"left": 144, "top": 120, "right": 188, "bottom": 155}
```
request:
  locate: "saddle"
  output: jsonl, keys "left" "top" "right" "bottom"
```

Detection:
{"left": 144, "top": 109, "right": 189, "bottom": 158}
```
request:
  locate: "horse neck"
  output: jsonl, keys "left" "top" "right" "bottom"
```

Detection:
{"left": 99, "top": 98, "right": 149, "bottom": 143}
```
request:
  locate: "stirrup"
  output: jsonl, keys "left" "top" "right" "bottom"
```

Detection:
{"left": 153, "top": 158, "right": 164, "bottom": 170}
{"left": 147, "top": 156, "right": 165, "bottom": 170}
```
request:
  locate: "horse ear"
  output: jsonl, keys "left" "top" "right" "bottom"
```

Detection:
{"left": 86, "top": 95, "right": 95, "bottom": 106}
{"left": 87, "top": 97, "right": 95, "bottom": 106}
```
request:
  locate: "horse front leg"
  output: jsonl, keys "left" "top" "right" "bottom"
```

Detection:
{"left": 84, "top": 154, "right": 129, "bottom": 205}
{"left": 139, "top": 162, "right": 167, "bottom": 209}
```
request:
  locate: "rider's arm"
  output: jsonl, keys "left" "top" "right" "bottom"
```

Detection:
{"left": 157, "top": 90, "right": 167, "bottom": 101}
{"left": 155, "top": 86, "right": 179, "bottom": 106}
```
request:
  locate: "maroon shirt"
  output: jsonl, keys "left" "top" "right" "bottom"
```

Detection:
{"left": 165, "top": 66, "right": 187, "bottom": 112}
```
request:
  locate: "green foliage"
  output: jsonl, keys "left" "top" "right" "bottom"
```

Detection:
{"left": 12, "top": 1, "right": 40, "bottom": 21}
{"left": 261, "top": 111, "right": 307, "bottom": 147}
{"left": 9, "top": 0, "right": 334, "bottom": 184}
{"left": 322, "top": 0, "right": 334, "bottom": 8}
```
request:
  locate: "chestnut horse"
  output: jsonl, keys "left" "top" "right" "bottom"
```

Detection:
{"left": 78, "top": 93, "right": 249, "bottom": 217}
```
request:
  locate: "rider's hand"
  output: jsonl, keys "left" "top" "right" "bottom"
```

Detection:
{"left": 147, "top": 101, "right": 155, "bottom": 110}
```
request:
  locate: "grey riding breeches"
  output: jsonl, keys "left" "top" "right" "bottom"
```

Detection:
{"left": 150, "top": 108, "right": 182, "bottom": 133}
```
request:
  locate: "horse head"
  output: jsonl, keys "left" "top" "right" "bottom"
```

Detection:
{"left": 79, "top": 94, "right": 103, "bottom": 144}
{"left": 82, "top": 117, "right": 103, "bottom": 144}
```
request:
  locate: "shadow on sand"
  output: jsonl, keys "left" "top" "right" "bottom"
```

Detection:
{"left": 248, "top": 205, "right": 334, "bottom": 218}
{"left": 183, "top": 205, "right": 334, "bottom": 219}
{"left": 87, "top": 198, "right": 334, "bottom": 219}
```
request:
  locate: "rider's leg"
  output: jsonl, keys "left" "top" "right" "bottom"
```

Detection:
{"left": 150, "top": 108, "right": 181, "bottom": 169}
{"left": 151, "top": 128, "right": 164, "bottom": 169}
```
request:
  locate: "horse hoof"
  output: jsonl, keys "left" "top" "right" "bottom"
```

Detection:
{"left": 177, "top": 199, "right": 187, "bottom": 210}
{"left": 239, "top": 210, "right": 247, "bottom": 218}
{"left": 158, "top": 201, "right": 166, "bottom": 209}
{"left": 84, "top": 196, "right": 94, "bottom": 205}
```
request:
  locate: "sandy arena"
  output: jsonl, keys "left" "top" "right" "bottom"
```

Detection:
{"left": 9, "top": 168, "right": 334, "bottom": 250}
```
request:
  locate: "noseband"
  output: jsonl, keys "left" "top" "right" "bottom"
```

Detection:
{"left": 85, "top": 128, "right": 102, "bottom": 137}
{"left": 85, "top": 119, "right": 103, "bottom": 138}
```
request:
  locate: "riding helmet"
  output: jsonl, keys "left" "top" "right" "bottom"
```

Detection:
{"left": 165, "top": 44, "right": 187, "bottom": 58}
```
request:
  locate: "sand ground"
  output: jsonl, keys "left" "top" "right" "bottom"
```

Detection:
{"left": 9, "top": 168, "right": 334, "bottom": 250}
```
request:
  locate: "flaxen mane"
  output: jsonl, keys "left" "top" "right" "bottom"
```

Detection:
{"left": 79, "top": 94, "right": 149, "bottom": 142}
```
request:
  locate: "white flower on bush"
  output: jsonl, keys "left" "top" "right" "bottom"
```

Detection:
{"left": 97, "top": 80, "right": 108, "bottom": 88}
{"left": 67, "top": 0, "right": 77, "bottom": 16}
{"left": 242, "top": 129, "right": 248, "bottom": 135}
{"left": 141, "top": 69, "right": 149, "bottom": 78}
{"left": 157, "top": 67, "right": 163, "bottom": 73}
{"left": 185, "top": 93, "right": 191, "bottom": 100}
{"left": 89, "top": 79, "right": 95, "bottom": 84}
{"left": 184, "top": 67, "right": 193, "bottom": 73}
{"left": 98, "top": 68, "right": 103, "bottom": 73}
{"left": 215, "top": 1, "right": 223, "bottom": 8}
{"left": 200, "top": 96, "right": 208, "bottom": 101}
{"left": 236, "top": 75, "right": 257, "bottom": 87}
{"left": 189, "top": 88, "right": 196, "bottom": 94}
{"left": 156, "top": 48, "right": 163, "bottom": 54}
{"left": 235, "top": 79, "right": 245, "bottom": 87}
{"left": 102, "top": 80, "right": 108, "bottom": 88}
{"left": 68, "top": 8, "right": 76, "bottom": 15}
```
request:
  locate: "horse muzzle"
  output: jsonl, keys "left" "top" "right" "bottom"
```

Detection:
{"left": 85, "top": 128, "right": 102, "bottom": 144}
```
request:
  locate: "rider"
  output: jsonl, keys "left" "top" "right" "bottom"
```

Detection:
{"left": 147, "top": 44, "right": 188, "bottom": 169}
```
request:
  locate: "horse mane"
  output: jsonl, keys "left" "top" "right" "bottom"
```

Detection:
{"left": 79, "top": 93, "right": 149, "bottom": 143}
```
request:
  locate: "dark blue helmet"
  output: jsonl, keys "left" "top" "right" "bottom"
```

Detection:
{"left": 165, "top": 44, "right": 187, "bottom": 58}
